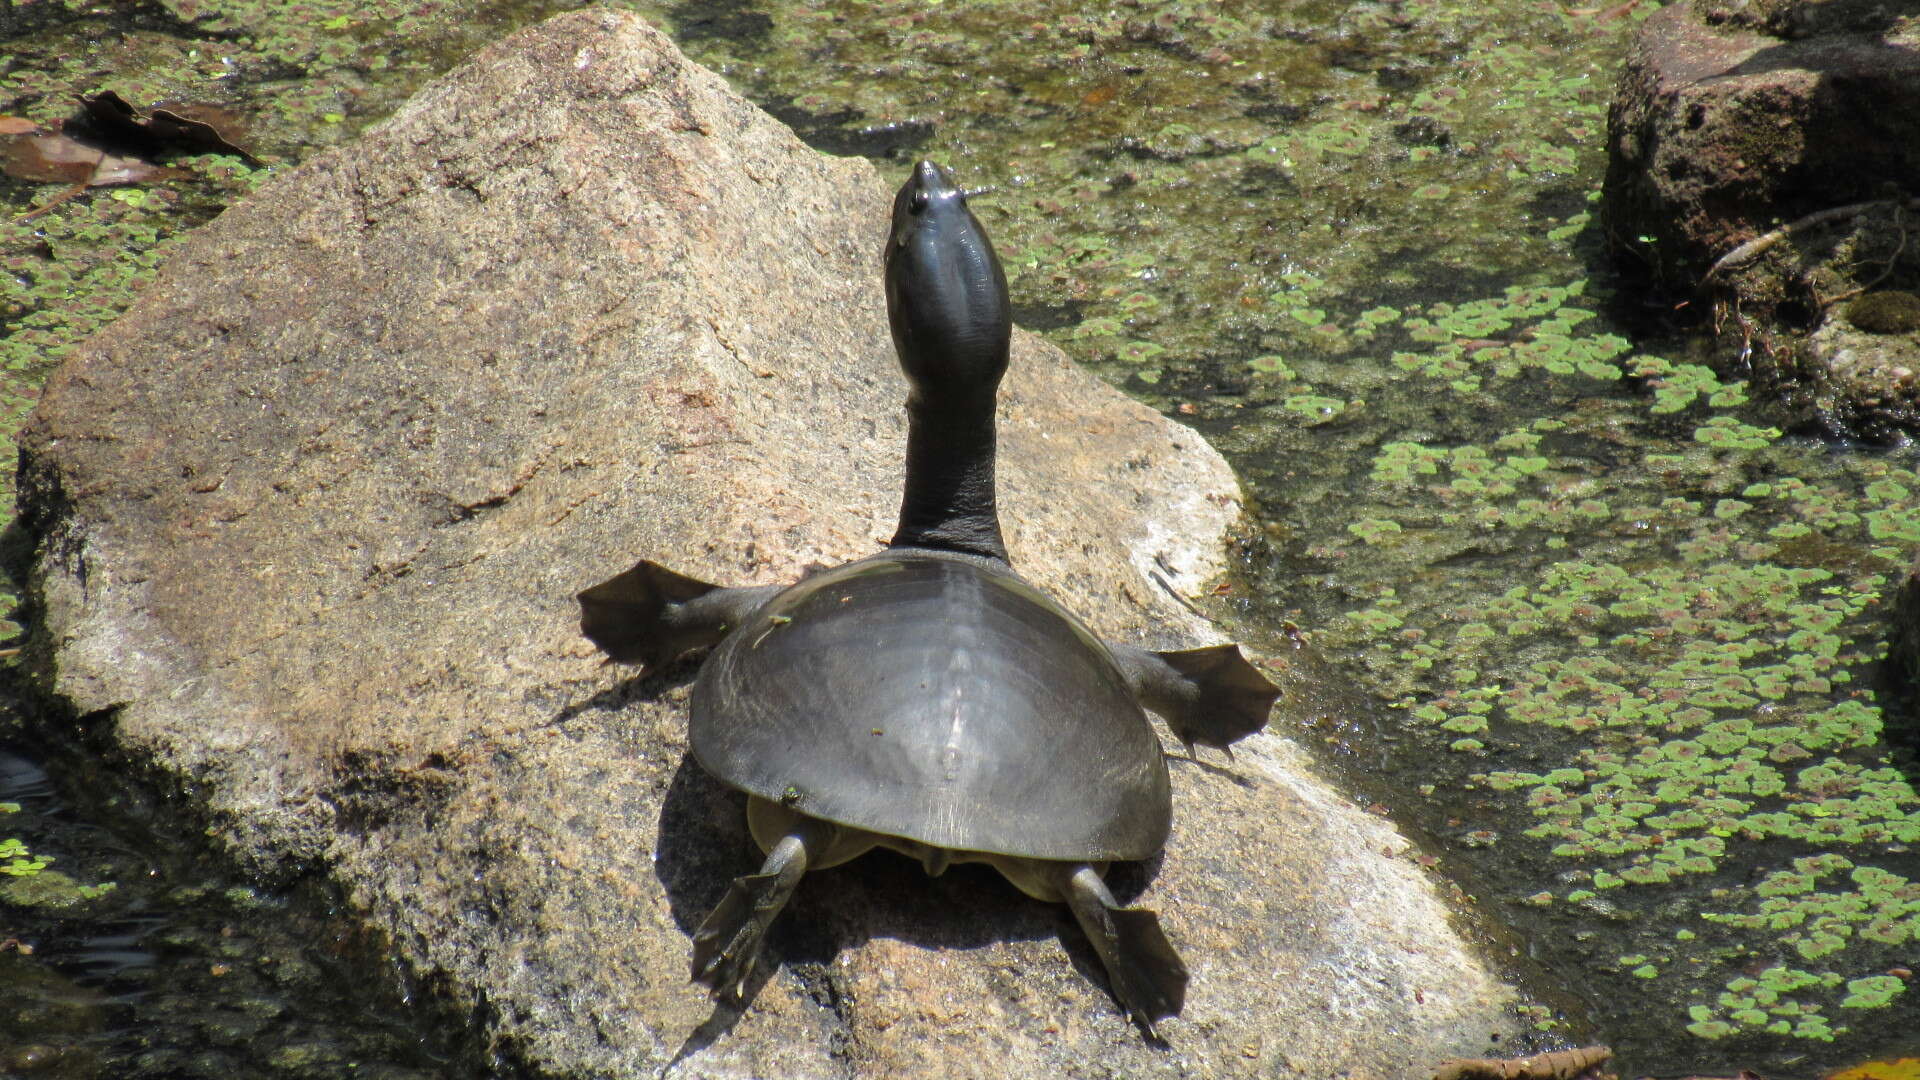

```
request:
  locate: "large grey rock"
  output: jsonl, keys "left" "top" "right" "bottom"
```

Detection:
{"left": 17, "top": 10, "right": 1526, "bottom": 1077}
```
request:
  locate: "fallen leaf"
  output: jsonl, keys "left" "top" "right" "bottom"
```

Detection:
{"left": 4, "top": 133, "right": 186, "bottom": 219}
{"left": 3, "top": 133, "right": 184, "bottom": 186}
{"left": 79, "top": 91, "right": 259, "bottom": 165}
{"left": 2, "top": 134, "right": 99, "bottom": 184}
{"left": 89, "top": 153, "right": 184, "bottom": 186}
{"left": 151, "top": 101, "right": 255, "bottom": 160}
{"left": 3, "top": 90, "right": 252, "bottom": 218}
{"left": 1432, "top": 1046, "right": 1612, "bottom": 1080}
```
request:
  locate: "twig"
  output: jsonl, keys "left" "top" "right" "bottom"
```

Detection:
{"left": 15, "top": 178, "right": 89, "bottom": 221}
{"left": 1704, "top": 200, "right": 1892, "bottom": 281}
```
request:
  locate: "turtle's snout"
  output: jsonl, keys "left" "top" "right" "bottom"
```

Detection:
{"left": 909, "top": 159, "right": 959, "bottom": 205}
{"left": 891, "top": 160, "right": 963, "bottom": 241}
{"left": 883, "top": 160, "right": 1011, "bottom": 404}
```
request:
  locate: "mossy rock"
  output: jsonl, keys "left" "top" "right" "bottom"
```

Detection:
{"left": 1693, "top": 0, "right": 1920, "bottom": 36}
{"left": 0, "top": 868, "right": 99, "bottom": 909}
{"left": 1892, "top": 555, "right": 1920, "bottom": 685}
{"left": 1845, "top": 291, "right": 1920, "bottom": 334}
{"left": 1691, "top": 0, "right": 1800, "bottom": 35}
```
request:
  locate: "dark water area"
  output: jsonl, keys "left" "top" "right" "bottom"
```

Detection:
{"left": 5, "top": 0, "right": 1920, "bottom": 1075}
{"left": 0, "top": 734, "right": 464, "bottom": 1079}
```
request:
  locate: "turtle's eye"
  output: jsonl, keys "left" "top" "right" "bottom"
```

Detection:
{"left": 909, "top": 188, "right": 931, "bottom": 214}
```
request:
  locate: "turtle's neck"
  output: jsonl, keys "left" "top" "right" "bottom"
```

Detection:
{"left": 890, "top": 393, "right": 1007, "bottom": 562}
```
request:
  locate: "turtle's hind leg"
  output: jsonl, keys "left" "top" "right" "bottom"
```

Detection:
{"left": 695, "top": 818, "right": 821, "bottom": 999}
{"left": 1062, "top": 865, "right": 1188, "bottom": 1037}
{"left": 690, "top": 819, "right": 831, "bottom": 1000}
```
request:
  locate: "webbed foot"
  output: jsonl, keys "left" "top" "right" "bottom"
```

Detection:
{"left": 578, "top": 560, "right": 778, "bottom": 676}
{"left": 689, "top": 828, "right": 820, "bottom": 1000}
{"left": 1063, "top": 865, "right": 1187, "bottom": 1037}
{"left": 690, "top": 870, "right": 788, "bottom": 999}
{"left": 1111, "top": 642, "right": 1280, "bottom": 754}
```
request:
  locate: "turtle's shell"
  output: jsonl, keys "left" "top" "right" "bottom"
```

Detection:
{"left": 689, "top": 551, "right": 1172, "bottom": 861}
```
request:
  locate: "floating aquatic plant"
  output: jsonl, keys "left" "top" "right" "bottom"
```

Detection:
{"left": 0, "top": 833, "right": 50, "bottom": 876}
{"left": 0, "top": 804, "right": 116, "bottom": 901}
{"left": 1297, "top": 277, "right": 1919, "bottom": 1054}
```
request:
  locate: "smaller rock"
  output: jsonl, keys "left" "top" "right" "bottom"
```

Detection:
{"left": 1690, "top": 0, "right": 1798, "bottom": 35}
{"left": 1845, "top": 290, "right": 1920, "bottom": 334}
{"left": 1392, "top": 116, "right": 1451, "bottom": 147}
{"left": 0, "top": 869, "right": 100, "bottom": 910}
{"left": 1891, "top": 553, "right": 1920, "bottom": 685}
{"left": 1603, "top": 1, "right": 1920, "bottom": 436}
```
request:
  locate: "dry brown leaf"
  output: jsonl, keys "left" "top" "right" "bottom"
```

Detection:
{"left": 4, "top": 132, "right": 187, "bottom": 219}
{"left": 3, "top": 90, "right": 251, "bottom": 219}
{"left": 2, "top": 134, "right": 99, "bottom": 184}
{"left": 3, "top": 133, "right": 182, "bottom": 187}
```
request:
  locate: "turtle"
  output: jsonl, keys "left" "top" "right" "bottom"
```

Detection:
{"left": 578, "top": 160, "right": 1280, "bottom": 1035}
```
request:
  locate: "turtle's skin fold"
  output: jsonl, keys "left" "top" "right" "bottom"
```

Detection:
{"left": 577, "top": 160, "right": 1280, "bottom": 1037}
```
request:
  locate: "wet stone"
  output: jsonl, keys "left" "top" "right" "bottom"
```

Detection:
{"left": 1846, "top": 291, "right": 1920, "bottom": 335}
{"left": 1891, "top": 555, "right": 1920, "bottom": 686}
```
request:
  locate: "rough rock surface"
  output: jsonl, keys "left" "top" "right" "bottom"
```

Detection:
{"left": 1891, "top": 554, "right": 1920, "bottom": 684}
{"left": 1605, "top": 0, "right": 1920, "bottom": 280}
{"left": 17, "top": 10, "right": 1527, "bottom": 1077}
{"left": 1602, "top": 0, "right": 1920, "bottom": 435}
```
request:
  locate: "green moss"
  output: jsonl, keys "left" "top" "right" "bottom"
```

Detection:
{"left": 1844, "top": 291, "right": 1920, "bottom": 335}
{"left": 0, "top": 810, "right": 115, "bottom": 906}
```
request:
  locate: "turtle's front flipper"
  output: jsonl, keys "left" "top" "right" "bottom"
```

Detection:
{"left": 1062, "top": 865, "right": 1187, "bottom": 1036}
{"left": 1109, "top": 642, "right": 1280, "bottom": 755}
{"left": 577, "top": 560, "right": 779, "bottom": 676}
{"left": 689, "top": 821, "right": 832, "bottom": 1000}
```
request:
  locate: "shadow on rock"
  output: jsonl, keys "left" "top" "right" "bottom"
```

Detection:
{"left": 550, "top": 657, "right": 703, "bottom": 729}
{"left": 649, "top": 750, "right": 1171, "bottom": 1011}
{"left": 1168, "top": 749, "right": 1260, "bottom": 789}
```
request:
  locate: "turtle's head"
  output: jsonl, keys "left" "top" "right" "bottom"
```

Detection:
{"left": 884, "top": 161, "right": 1011, "bottom": 410}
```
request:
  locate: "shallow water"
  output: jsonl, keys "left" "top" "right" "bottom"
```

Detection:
{"left": 0, "top": 742, "right": 460, "bottom": 1077}
{"left": 4, "top": 0, "right": 1919, "bottom": 1074}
